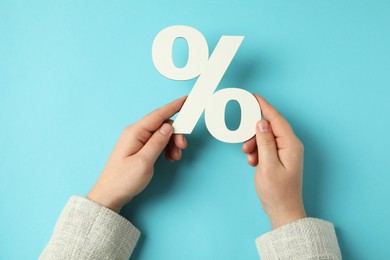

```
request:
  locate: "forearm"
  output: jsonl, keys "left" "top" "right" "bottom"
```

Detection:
{"left": 40, "top": 196, "right": 140, "bottom": 260}
{"left": 255, "top": 217, "right": 342, "bottom": 259}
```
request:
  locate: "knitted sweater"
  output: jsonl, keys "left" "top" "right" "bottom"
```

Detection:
{"left": 40, "top": 196, "right": 341, "bottom": 259}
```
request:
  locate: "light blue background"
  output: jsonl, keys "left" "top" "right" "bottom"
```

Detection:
{"left": 1, "top": 1, "right": 389, "bottom": 259}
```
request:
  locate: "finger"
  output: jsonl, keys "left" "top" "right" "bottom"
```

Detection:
{"left": 112, "top": 97, "right": 187, "bottom": 158}
{"left": 170, "top": 145, "right": 182, "bottom": 161}
{"left": 247, "top": 151, "right": 258, "bottom": 167}
{"left": 173, "top": 134, "right": 187, "bottom": 149}
{"left": 254, "top": 94, "right": 295, "bottom": 139}
{"left": 165, "top": 119, "right": 188, "bottom": 150}
{"left": 164, "top": 119, "right": 186, "bottom": 161}
{"left": 242, "top": 136, "right": 257, "bottom": 154}
{"left": 137, "top": 96, "right": 187, "bottom": 133}
{"left": 166, "top": 137, "right": 182, "bottom": 161}
{"left": 164, "top": 140, "right": 174, "bottom": 162}
{"left": 167, "top": 119, "right": 187, "bottom": 150}
{"left": 138, "top": 123, "right": 173, "bottom": 164}
{"left": 256, "top": 120, "right": 281, "bottom": 168}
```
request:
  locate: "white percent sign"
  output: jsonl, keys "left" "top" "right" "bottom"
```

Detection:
{"left": 152, "top": 25, "right": 261, "bottom": 143}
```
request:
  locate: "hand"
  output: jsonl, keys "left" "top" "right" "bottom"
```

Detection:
{"left": 242, "top": 94, "right": 306, "bottom": 229}
{"left": 87, "top": 97, "right": 187, "bottom": 213}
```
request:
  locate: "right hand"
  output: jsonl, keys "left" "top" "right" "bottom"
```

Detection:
{"left": 242, "top": 94, "right": 306, "bottom": 229}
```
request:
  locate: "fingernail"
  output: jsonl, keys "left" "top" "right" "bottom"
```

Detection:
{"left": 160, "top": 123, "right": 173, "bottom": 135}
{"left": 257, "top": 121, "right": 269, "bottom": 132}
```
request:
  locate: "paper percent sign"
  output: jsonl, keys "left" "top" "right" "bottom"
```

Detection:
{"left": 152, "top": 25, "right": 261, "bottom": 143}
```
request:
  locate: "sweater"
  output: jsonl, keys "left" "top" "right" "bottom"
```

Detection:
{"left": 40, "top": 196, "right": 342, "bottom": 259}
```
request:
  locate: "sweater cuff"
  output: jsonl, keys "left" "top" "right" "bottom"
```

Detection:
{"left": 255, "top": 217, "right": 341, "bottom": 259}
{"left": 40, "top": 195, "right": 140, "bottom": 260}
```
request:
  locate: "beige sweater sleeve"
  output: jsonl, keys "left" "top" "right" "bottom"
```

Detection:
{"left": 40, "top": 196, "right": 140, "bottom": 260}
{"left": 255, "top": 217, "right": 342, "bottom": 259}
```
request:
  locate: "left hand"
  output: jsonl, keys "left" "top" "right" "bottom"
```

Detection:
{"left": 87, "top": 96, "right": 187, "bottom": 213}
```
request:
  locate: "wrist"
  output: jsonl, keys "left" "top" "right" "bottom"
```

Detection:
{"left": 86, "top": 186, "right": 126, "bottom": 213}
{"left": 267, "top": 204, "right": 306, "bottom": 229}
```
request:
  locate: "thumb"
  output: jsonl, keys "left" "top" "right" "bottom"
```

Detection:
{"left": 256, "top": 120, "right": 280, "bottom": 168}
{"left": 139, "top": 123, "right": 173, "bottom": 164}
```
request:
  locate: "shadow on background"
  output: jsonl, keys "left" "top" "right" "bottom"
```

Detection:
{"left": 293, "top": 117, "right": 352, "bottom": 259}
{"left": 294, "top": 123, "right": 325, "bottom": 218}
{"left": 334, "top": 227, "right": 353, "bottom": 259}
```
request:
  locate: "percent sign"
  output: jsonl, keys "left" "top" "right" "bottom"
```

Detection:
{"left": 152, "top": 25, "right": 261, "bottom": 143}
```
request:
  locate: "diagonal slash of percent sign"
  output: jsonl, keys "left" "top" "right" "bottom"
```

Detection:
{"left": 152, "top": 25, "right": 261, "bottom": 143}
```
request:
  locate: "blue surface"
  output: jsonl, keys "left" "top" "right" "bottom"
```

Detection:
{"left": 1, "top": 1, "right": 390, "bottom": 259}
